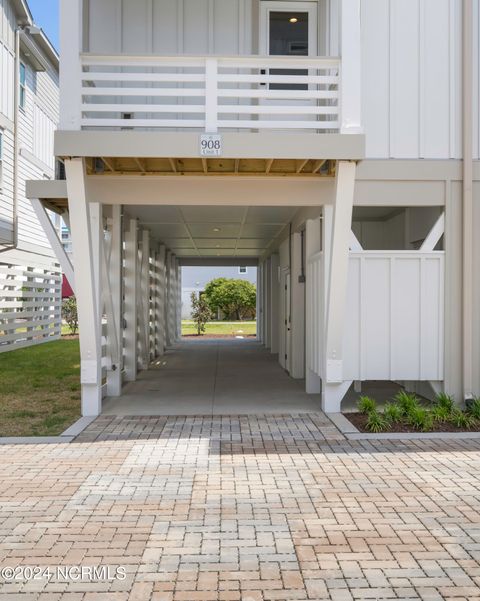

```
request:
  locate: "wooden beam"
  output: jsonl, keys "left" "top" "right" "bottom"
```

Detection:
{"left": 202, "top": 158, "right": 208, "bottom": 174}
{"left": 312, "top": 159, "right": 327, "bottom": 174}
{"left": 296, "top": 159, "right": 309, "bottom": 173}
{"left": 168, "top": 158, "right": 177, "bottom": 173}
{"left": 101, "top": 157, "right": 115, "bottom": 172}
{"left": 134, "top": 157, "right": 146, "bottom": 172}
{"left": 265, "top": 158, "right": 274, "bottom": 174}
{"left": 234, "top": 159, "right": 240, "bottom": 174}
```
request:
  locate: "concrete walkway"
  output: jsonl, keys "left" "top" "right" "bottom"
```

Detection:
{"left": 102, "top": 339, "right": 321, "bottom": 415}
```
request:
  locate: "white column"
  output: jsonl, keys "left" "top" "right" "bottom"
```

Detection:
{"left": 124, "top": 219, "right": 138, "bottom": 382}
{"left": 322, "top": 161, "right": 357, "bottom": 412}
{"left": 106, "top": 205, "right": 123, "bottom": 396}
{"left": 270, "top": 254, "right": 279, "bottom": 354}
{"left": 176, "top": 260, "right": 182, "bottom": 339}
{"left": 340, "top": 0, "right": 362, "bottom": 134}
{"left": 156, "top": 244, "right": 166, "bottom": 355}
{"left": 264, "top": 258, "right": 271, "bottom": 348}
{"left": 65, "top": 159, "right": 102, "bottom": 416}
{"left": 59, "top": 0, "right": 82, "bottom": 130}
{"left": 290, "top": 232, "right": 305, "bottom": 379}
{"left": 305, "top": 218, "right": 322, "bottom": 394}
{"left": 139, "top": 229, "right": 150, "bottom": 370}
{"left": 256, "top": 262, "right": 262, "bottom": 342}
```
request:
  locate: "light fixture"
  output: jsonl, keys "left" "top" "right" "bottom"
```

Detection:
{"left": 289, "top": 17, "right": 298, "bottom": 23}
{"left": 213, "top": 227, "right": 220, "bottom": 232}
{"left": 215, "top": 244, "right": 220, "bottom": 248}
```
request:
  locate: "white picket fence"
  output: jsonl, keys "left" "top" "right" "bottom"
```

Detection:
{"left": 0, "top": 260, "right": 62, "bottom": 352}
{"left": 80, "top": 54, "right": 340, "bottom": 132}
{"left": 307, "top": 251, "right": 445, "bottom": 382}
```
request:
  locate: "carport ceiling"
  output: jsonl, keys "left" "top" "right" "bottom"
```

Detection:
{"left": 128, "top": 205, "right": 300, "bottom": 258}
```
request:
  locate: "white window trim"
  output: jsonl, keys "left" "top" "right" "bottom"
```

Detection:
{"left": 19, "top": 62, "right": 26, "bottom": 111}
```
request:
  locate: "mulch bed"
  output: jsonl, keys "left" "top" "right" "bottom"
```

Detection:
{"left": 345, "top": 412, "right": 480, "bottom": 433}
{"left": 182, "top": 334, "right": 256, "bottom": 339}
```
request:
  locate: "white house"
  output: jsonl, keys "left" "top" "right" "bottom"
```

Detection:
{"left": 27, "top": 0, "right": 480, "bottom": 417}
{"left": 0, "top": 0, "right": 61, "bottom": 351}
{"left": 181, "top": 265, "right": 257, "bottom": 319}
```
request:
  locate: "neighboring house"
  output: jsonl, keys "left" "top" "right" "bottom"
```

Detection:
{"left": 28, "top": 0, "right": 479, "bottom": 419}
{"left": 0, "top": 0, "right": 61, "bottom": 352}
{"left": 181, "top": 266, "right": 257, "bottom": 319}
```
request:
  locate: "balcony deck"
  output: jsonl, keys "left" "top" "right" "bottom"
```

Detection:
{"left": 78, "top": 54, "right": 341, "bottom": 133}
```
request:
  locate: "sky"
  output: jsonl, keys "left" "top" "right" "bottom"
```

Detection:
{"left": 28, "top": 0, "right": 59, "bottom": 51}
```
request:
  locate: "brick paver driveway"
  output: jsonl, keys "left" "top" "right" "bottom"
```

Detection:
{"left": 1, "top": 414, "right": 480, "bottom": 600}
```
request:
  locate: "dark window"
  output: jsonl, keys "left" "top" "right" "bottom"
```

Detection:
{"left": 268, "top": 11, "right": 309, "bottom": 90}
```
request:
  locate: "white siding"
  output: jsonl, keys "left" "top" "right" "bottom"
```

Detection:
{"left": 361, "top": 0, "right": 464, "bottom": 159}
{"left": 87, "top": 0, "right": 253, "bottom": 55}
{"left": 0, "top": 0, "right": 59, "bottom": 255}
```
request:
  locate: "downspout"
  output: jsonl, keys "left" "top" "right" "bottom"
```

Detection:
{"left": 0, "top": 27, "right": 21, "bottom": 255}
{"left": 462, "top": 0, "right": 473, "bottom": 401}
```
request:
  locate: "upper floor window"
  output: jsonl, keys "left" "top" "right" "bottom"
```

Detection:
{"left": 19, "top": 63, "right": 26, "bottom": 110}
{"left": 239, "top": 266, "right": 248, "bottom": 274}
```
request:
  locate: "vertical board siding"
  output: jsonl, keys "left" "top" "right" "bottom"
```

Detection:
{"left": 361, "top": 0, "right": 466, "bottom": 159}
{"left": 343, "top": 253, "right": 444, "bottom": 381}
{"left": 87, "top": 0, "right": 253, "bottom": 55}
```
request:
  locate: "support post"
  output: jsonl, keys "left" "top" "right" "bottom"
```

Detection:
{"left": 270, "top": 254, "right": 279, "bottom": 354}
{"left": 264, "top": 257, "right": 271, "bottom": 348}
{"left": 124, "top": 219, "right": 138, "bottom": 382}
{"left": 106, "top": 205, "right": 122, "bottom": 396}
{"left": 176, "top": 260, "right": 182, "bottom": 340}
{"left": 290, "top": 232, "right": 305, "bottom": 379}
{"left": 65, "top": 159, "right": 102, "bottom": 416}
{"left": 305, "top": 218, "right": 321, "bottom": 394}
{"left": 322, "top": 161, "right": 357, "bottom": 412}
{"left": 139, "top": 229, "right": 150, "bottom": 370}
{"left": 156, "top": 244, "right": 166, "bottom": 355}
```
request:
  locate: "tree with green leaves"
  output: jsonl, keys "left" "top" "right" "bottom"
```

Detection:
{"left": 190, "top": 292, "right": 213, "bottom": 335}
{"left": 203, "top": 278, "right": 256, "bottom": 321}
{"left": 62, "top": 296, "right": 78, "bottom": 335}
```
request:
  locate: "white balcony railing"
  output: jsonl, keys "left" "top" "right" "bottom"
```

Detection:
{"left": 78, "top": 54, "right": 341, "bottom": 133}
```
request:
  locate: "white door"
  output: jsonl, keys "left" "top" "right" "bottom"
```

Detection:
{"left": 284, "top": 271, "right": 291, "bottom": 373}
{"left": 260, "top": 1, "right": 318, "bottom": 58}
{"left": 259, "top": 2, "right": 318, "bottom": 127}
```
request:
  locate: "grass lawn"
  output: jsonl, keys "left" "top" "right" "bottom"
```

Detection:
{"left": 182, "top": 320, "right": 256, "bottom": 337}
{"left": 0, "top": 337, "right": 81, "bottom": 437}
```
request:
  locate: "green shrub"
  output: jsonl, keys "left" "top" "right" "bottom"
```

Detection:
{"left": 384, "top": 402, "right": 403, "bottom": 423}
{"left": 435, "top": 393, "right": 455, "bottom": 413}
{"left": 395, "top": 391, "right": 420, "bottom": 417}
{"left": 365, "top": 411, "right": 389, "bottom": 433}
{"left": 357, "top": 395, "right": 377, "bottom": 415}
{"left": 467, "top": 398, "right": 480, "bottom": 420}
{"left": 450, "top": 409, "right": 477, "bottom": 429}
{"left": 407, "top": 407, "right": 433, "bottom": 432}
{"left": 431, "top": 404, "right": 452, "bottom": 423}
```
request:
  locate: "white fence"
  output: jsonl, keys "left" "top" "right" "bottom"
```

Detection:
{"left": 0, "top": 260, "right": 62, "bottom": 352}
{"left": 307, "top": 251, "right": 445, "bottom": 382}
{"left": 80, "top": 54, "right": 340, "bottom": 132}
